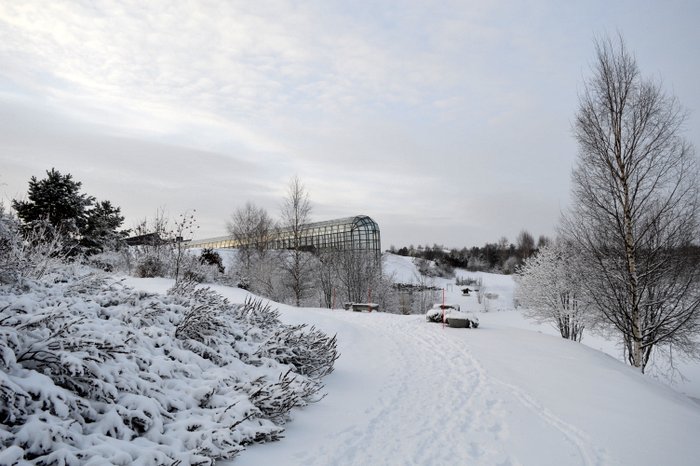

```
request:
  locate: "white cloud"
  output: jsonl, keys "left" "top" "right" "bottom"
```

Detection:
{"left": 0, "top": 0, "right": 698, "bottom": 247}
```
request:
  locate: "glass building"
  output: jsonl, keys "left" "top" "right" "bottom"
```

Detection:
{"left": 188, "top": 215, "right": 381, "bottom": 256}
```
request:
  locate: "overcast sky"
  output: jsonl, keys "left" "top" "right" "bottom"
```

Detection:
{"left": 1, "top": 1, "right": 699, "bottom": 249}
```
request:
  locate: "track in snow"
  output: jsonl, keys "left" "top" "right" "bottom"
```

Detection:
{"left": 234, "top": 310, "right": 612, "bottom": 466}
{"left": 293, "top": 315, "right": 509, "bottom": 466}
{"left": 125, "top": 275, "right": 700, "bottom": 466}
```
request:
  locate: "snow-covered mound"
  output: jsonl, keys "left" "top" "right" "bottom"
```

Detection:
{"left": 382, "top": 253, "right": 423, "bottom": 284}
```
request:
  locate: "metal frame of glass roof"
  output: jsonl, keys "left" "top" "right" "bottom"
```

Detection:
{"left": 188, "top": 215, "right": 381, "bottom": 256}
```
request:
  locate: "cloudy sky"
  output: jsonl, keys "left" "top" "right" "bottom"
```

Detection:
{"left": 1, "top": 1, "right": 699, "bottom": 249}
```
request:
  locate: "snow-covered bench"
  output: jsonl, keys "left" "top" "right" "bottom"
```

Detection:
{"left": 349, "top": 303, "right": 379, "bottom": 312}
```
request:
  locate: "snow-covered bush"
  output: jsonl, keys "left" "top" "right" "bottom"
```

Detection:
{"left": 0, "top": 266, "right": 338, "bottom": 464}
{"left": 0, "top": 203, "right": 19, "bottom": 283}
{"left": 416, "top": 258, "right": 454, "bottom": 279}
{"left": 0, "top": 205, "right": 67, "bottom": 284}
{"left": 83, "top": 249, "right": 131, "bottom": 273}
{"left": 257, "top": 325, "right": 339, "bottom": 379}
{"left": 170, "top": 277, "right": 231, "bottom": 344}
{"left": 502, "top": 255, "right": 519, "bottom": 274}
{"left": 181, "top": 252, "right": 223, "bottom": 283}
{"left": 426, "top": 306, "right": 446, "bottom": 323}
{"left": 516, "top": 241, "right": 587, "bottom": 341}
{"left": 135, "top": 255, "right": 168, "bottom": 278}
{"left": 200, "top": 248, "right": 225, "bottom": 274}
{"left": 455, "top": 276, "right": 482, "bottom": 287}
{"left": 131, "top": 247, "right": 220, "bottom": 283}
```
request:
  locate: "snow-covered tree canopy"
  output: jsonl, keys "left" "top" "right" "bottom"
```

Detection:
{"left": 516, "top": 241, "right": 587, "bottom": 341}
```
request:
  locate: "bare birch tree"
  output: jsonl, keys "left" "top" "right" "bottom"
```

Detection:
{"left": 227, "top": 202, "right": 274, "bottom": 288}
{"left": 335, "top": 249, "right": 381, "bottom": 304}
{"left": 564, "top": 35, "right": 700, "bottom": 372}
{"left": 317, "top": 251, "right": 339, "bottom": 308}
{"left": 227, "top": 202, "right": 274, "bottom": 253}
{"left": 516, "top": 230, "right": 536, "bottom": 261}
{"left": 280, "top": 176, "right": 314, "bottom": 306}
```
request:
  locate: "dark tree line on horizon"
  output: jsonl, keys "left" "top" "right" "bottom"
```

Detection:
{"left": 389, "top": 230, "right": 549, "bottom": 274}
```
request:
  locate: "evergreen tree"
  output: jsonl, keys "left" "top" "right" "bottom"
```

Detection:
{"left": 12, "top": 168, "right": 93, "bottom": 238}
{"left": 200, "top": 248, "right": 225, "bottom": 273}
{"left": 81, "top": 200, "right": 127, "bottom": 254}
{"left": 12, "top": 168, "right": 126, "bottom": 256}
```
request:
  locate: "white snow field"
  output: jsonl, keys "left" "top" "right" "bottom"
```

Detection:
{"left": 124, "top": 256, "right": 700, "bottom": 466}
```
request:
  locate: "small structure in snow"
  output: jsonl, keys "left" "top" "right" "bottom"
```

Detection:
{"left": 125, "top": 232, "right": 167, "bottom": 246}
{"left": 350, "top": 303, "right": 379, "bottom": 312}
{"left": 446, "top": 311, "right": 479, "bottom": 328}
{"left": 425, "top": 304, "right": 479, "bottom": 328}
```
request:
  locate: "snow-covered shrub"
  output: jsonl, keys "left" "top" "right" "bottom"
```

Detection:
{"left": 0, "top": 266, "right": 338, "bottom": 464}
{"left": 415, "top": 257, "right": 455, "bottom": 279}
{"left": 502, "top": 255, "right": 519, "bottom": 274}
{"left": 257, "top": 325, "right": 339, "bottom": 379}
{"left": 170, "top": 277, "right": 230, "bottom": 344}
{"left": 466, "top": 256, "right": 488, "bottom": 271}
{"left": 456, "top": 276, "right": 482, "bottom": 287}
{"left": 0, "top": 206, "right": 67, "bottom": 284}
{"left": 223, "top": 249, "right": 288, "bottom": 300}
{"left": 238, "top": 370, "right": 322, "bottom": 424}
{"left": 200, "top": 248, "right": 225, "bottom": 274}
{"left": 135, "top": 255, "right": 167, "bottom": 278}
{"left": 516, "top": 241, "right": 587, "bottom": 341}
{"left": 233, "top": 297, "right": 281, "bottom": 330}
{"left": 170, "top": 279, "right": 339, "bottom": 379}
{"left": 84, "top": 250, "right": 130, "bottom": 273}
{"left": 0, "top": 203, "right": 20, "bottom": 284}
{"left": 181, "top": 252, "right": 222, "bottom": 283}
{"left": 434, "top": 261, "right": 455, "bottom": 278}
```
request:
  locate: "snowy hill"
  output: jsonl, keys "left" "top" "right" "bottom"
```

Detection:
{"left": 124, "top": 267, "right": 700, "bottom": 466}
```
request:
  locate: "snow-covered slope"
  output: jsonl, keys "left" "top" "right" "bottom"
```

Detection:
{"left": 382, "top": 253, "right": 423, "bottom": 284}
{"left": 125, "top": 274, "right": 700, "bottom": 466}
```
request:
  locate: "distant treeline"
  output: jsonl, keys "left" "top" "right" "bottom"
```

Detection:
{"left": 391, "top": 234, "right": 700, "bottom": 275}
{"left": 388, "top": 230, "right": 550, "bottom": 274}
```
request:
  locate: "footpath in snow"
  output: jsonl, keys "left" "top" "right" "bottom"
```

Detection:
{"left": 125, "top": 272, "right": 700, "bottom": 466}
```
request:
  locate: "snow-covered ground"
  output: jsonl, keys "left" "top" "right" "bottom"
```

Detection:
{"left": 122, "top": 255, "right": 700, "bottom": 466}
